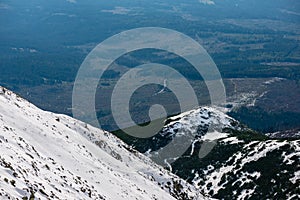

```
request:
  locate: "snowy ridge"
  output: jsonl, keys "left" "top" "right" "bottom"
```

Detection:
{"left": 0, "top": 86, "right": 205, "bottom": 200}
{"left": 162, "top": 106, "right": 239, "bottom": 142}
{"left": 156, "top": 106, "right": 240, "bottom": 157}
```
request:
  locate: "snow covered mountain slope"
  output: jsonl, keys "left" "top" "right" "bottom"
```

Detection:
{"left": 0, "top": 86, "right": 205, "bottom": 200}
{"left": 114, "top": 107, "right": 300, "bottom": 199}
{"left": 163, "top": 110, "right": 300, "bottom": 199}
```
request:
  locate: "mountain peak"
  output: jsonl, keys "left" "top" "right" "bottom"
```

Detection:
{"left": 0, "top": 86, "right": 204, "bottom": 200}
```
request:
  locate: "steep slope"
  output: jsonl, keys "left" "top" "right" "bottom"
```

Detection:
{"left": 115, "top": 107, "right": 300, "bottom": 199}
{"left": 0, "top": 86, "right": 204, "bottom": 200}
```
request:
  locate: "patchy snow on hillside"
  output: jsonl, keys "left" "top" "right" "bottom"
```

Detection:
{"left": 193, "top": 139, "right": 300, "bottom": 197}
{"left": 160, "top": 104, "right": 299, "bottom": 199}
